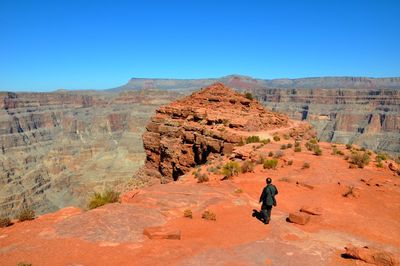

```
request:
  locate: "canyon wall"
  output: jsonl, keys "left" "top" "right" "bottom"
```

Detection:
{"left": 0, "top": 89, "right": 184, "bottom": 216}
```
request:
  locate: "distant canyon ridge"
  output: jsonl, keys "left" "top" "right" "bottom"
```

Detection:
{"left": 1, "top": 75, "right": 399, "bottom": 216}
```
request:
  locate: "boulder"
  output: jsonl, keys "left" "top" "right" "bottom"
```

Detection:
{"left": 343, "top": 244, "right": 399, "bottom": 266}
{"left": 143, "top": 226, "right": 181, "bottom": 240}
{"left": 288, "top": 212, "right": 311, "bottom": 225}
{"left": 300, "top": 206, "right": 322, "bottom": 216}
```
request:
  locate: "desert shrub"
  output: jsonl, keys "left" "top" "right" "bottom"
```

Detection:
{"left": 346, "top": 144, "right": 352, "bottom": 150}
{"left": 241, "top": 161, "right": 255, "bottom": 173}
{"left": 261, "top": 139, "right": 271, "bottom": 144}
{"left": 376, "top": 161, "right": 384, "bottom": 168}
{"left": 287, "top": 143, "right": 293, "bottom": 148}
{"left": 246, "top": 135, "right": 260, "bottom": 144}
{"left": 202, "top": 210, "right": 216, "bottom": 221}
{"left": 263, "top": 159, "right": 278, "bottom": 169}
{"left": 332, "top": 148, "right": 345, "bottom": 155}
{"left": 17, "top": 263, "right": 32, "bottom": 266}
{"left": 309, "top": 138, "right": 318, "bottom": 144}
{"left": 342, "top": 186, "right": 356, "bottom": 197}
{"left": 302, "top": 162, "right": 310, "bottom": 169}
{"left": 88, "top": 190, "right": 120, "bottom": 210}
{"left": 280, "top": 144, "right": 287, "bottom": 150}
{"left": 274, "top": 150, "right": 284, "bottom": 158}
{"left": 350, "top": 152, "right": 370, "bottom": 168}
{"left": 283, "top": 134, "right": 290, "bottom": 140}
{"left": 256, "top": 155, "right": 265, "bottom": 165}
{"left": 295, "top": 141, "right": 301, "bottom": 147}
{"left": 183, "top": 209, "right": 193, "bottom": 219}
{"left": 360, "top": 147, "right": 366, "bottom": 151}
{"left": 207, "top": 166, "right": 218, "bottom": 173}
{"left": 16, "top": 207, "right": 35, "bottom": 222}
{"left": 313, "top": 145, "right": 322, "bottom": 156}
{"left": 344, "top": 155, "right": 349, "bottom": 161}
{"left": 367, "top": 150, "right": 372, "bottom": 156}
{"left": 273, "top": 135, "right": 280, "bottom": 141}
{"left": 0, "top": 217, "right": 11, "bottom": 228}
{"left": 305, "top": 141, "right": 314, "bottom": 151}
{"left": 221, "top": 161, "right": 241, "bottom": 178}
{"left": 197, "top": 173, "right": 209, "bottom": 183}
{"left": 376, "top": 153, "right": 388, "bottom": 161}
{"left": 238, "top": 138, "right": 245, "bottom": 146}
{"left": 287, "top": 160, "right": 293, "bottom": 166}
{"left": 268, "top": 151, "right": 274, "bottom": 157}
{"left": 294, "top": 146, "right": 302, "bottom": 152}
{"left": 244, "top": 92, "right": 254, "bottom": 100}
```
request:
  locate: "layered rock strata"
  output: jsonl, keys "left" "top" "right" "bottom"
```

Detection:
{"left": 142, "top": 83, "right": 288, "bottom": 182}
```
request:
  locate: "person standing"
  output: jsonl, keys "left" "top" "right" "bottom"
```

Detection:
{"left": 259, "top": 177, "right": 278, "bottom": 224}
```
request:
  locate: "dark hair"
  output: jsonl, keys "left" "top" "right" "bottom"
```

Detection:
{"left": 266, "top": 178, "right": 272, "bottom": 184}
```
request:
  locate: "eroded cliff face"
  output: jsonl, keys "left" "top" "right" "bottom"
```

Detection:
{"left": 0, "top": 89, "right": 184, "bottom": 216}
{"left": 142, "top": 83, "right": 288, "bottom": 183}
{"left": 253, "top": 88, "right": 400, "bottom": 154}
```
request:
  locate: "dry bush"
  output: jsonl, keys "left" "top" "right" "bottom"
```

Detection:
{"left": 346, "top": 144, "right": 352, "bottom": 150}
{"left": 274, "top": 150, "right": 284, "bottom": 158}
{"left": 287, "top": 160, "right": 293, "bottom": 166}
{"left": 221, "top": 161, "right": 241, "bottom": 178}
{"left": 16, "top": 207, "right": 35, "bottom": 222}
{"left": 342, "top": 186, "right": 358, "bottom": 197}
{"left": 287, "top": 143, "right": 293, "bottom": 148}
{"left": 241, "top": 161, "right": 255, "bottom": 173}
{"left": 183, "top": 209, "right": 193, "bottom": 219}
{"left": 294, "top": 146, "right": 302, "bottom": 152}
{"left": 273, "top": 135, "right": 280, "bottom": 142}
{"left": 302, "top": 162, "right": 310, "bottom": 169}
{"left": 246, "top": 135, "right": 260, "bottom": 144}
{"left": 244, "top": 92, "right": 254, "bottom": 100}
{"left": 309, "top": 138, "right": 318, "bottom": 144}
{"left": 197, "top": 173, "right": 209, "bottom": 183}
{"left": 0, "top": 217, "right": 11, "bottom": 228}
{"left": 350, "top": 152, "right": 370, "bottom": 168}
{"left": 202, "top": 210, "right": 216, "bottom": 221}
{"left": 268, "top": 151, "right": 274, "bottom": 157}
{"left": 280, "top": 144, "right": 287, "bottom": 150}
{"left": 88, "top": 190, "right": 120, "bottom": 210}
{"left": 313, "top": 145, "right": 322, "bottom": 156}
{"left": 261, "top": 139, "right": 271, "bottom": 144}
{"left": 263, "top": 159, "right": 278, "bottom": 169}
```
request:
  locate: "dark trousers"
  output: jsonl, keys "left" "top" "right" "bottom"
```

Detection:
{"left": 261, "top": 204, "right": 272, "bottom": 223}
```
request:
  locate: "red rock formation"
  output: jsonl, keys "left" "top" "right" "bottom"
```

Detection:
{"left": 142, "top": 83, "right": 288, "bottom": 182}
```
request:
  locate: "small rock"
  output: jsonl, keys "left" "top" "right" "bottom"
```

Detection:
{"left": 143, "top": 226, "right": 181, "bottom": 240}
{"left": 343, "top": 244, "right": 399, "bottom": 266}
{"left": 288, "top": 212, "right": 310, "bottom": 225}
{"left": 300, "top": 206, "right": 322, "bottom": 216}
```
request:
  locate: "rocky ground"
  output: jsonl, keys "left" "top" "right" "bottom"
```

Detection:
{"left": 1, "top": 84, "right": 399, "bottom": 265}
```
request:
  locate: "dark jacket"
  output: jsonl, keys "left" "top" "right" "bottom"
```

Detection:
{"left": 259, "top": 184, "right": 278, "bottom": 206}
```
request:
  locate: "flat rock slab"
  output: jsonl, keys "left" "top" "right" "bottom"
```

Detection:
{"left": 344, "top": 244, "right": 400, "bottom": 266}
{"left": 55, "top": 203, "right": 166, "bottom": 243}
{"left": 143, "top": 226, "right": 181, "bottom": 240}
{"left": 288, "top": 212, "right": 310, "bottom": 225}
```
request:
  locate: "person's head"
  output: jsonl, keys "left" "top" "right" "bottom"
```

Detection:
{"left": 266, "top": 177, "right": 272, "bottom": 184}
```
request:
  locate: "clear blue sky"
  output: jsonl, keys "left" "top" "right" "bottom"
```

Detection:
{"left": 1, "top": 0, "right": 399, "bottom": 91}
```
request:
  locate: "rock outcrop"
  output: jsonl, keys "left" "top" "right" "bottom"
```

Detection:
{"left": 142, "top": 83, "right": 288, "bottom": 182}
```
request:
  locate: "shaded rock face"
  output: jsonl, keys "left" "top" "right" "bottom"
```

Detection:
{"left": 142, "top": 83, "right": 288, "bottom": 183}
{"left": 0, "top": 89, "right": 185, "bottom": 216}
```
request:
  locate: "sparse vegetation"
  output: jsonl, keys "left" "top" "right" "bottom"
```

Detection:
{"left": 261, "top": 139, "right": 271, "bottom": 144}
{"left": 241, "top": 161, "right": 255, "bottom": 173}
{"left": 302, "top": 162, "right": 310, "bottom": 169}
{"left": 376, "top": 161, "right": 384, "bottom": 168}
{"left": 183, "top": 209, "right": 193, "bottom": 219}
{"left": 313, "top": 145, "right": 322, "bottom": 156}
{"left": 0, "top": 217, "right": 11, "bottom": 228}
{"left": 350, "top": 152, "right": 370, "bottom": 168}
{"left": 376, "top": 153, "right": 388, "bottom": 161}
{"left": 244, "top": 92, "right": 254, "bottom": 100}
{"left": 256, "top": 155, "right": 265, "bottom": 165}
{"left": 283, "top": 134, "right": 290, "bottom": 140}
{"left": 268, "top": 151, "right": 274, "bottom": 157}
{"left": 238, "top": 138, "right": 245, "bottom": 146}
{"left": 88, "top": 190, "right": 120, "bottom": 210}
{"left": 287, "top": 143, "right": 293, "bottom": 149}
{"left": 294, "top": 146, "right": 302, "bottom": 152}
{"left": 309, "top": 138, "right": 318, "bottom": 144}
{"left": 16, "top": 207, "right": 35, "bottom": 222}
{"left": 287, "top": 160, "right": 293, "bottom": 166}
{"left": 197, "top": 173, "right": 209, "bottom": 183}
{"left": 246, "top": 135, "right": 260, "bottom": 144}
{"left": 274, "top": 150, "right": 284, "bottom": 158}
{"left": 280, "top": 144, "right": 287, "bottom": 150}
{"left": 273, "top": 135, "right": 280, "bottom": 142}
{"left": 346, "top": 144, "right": 352, "bottom": 150}
{"left": 221, "top": 161, "right": 241, "bottom": 178}
{"left": 202, "top": 210, "right": 216, "bottom": 221}
{"left": 263, "top": 159, "right": 278, "bottom": 169}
